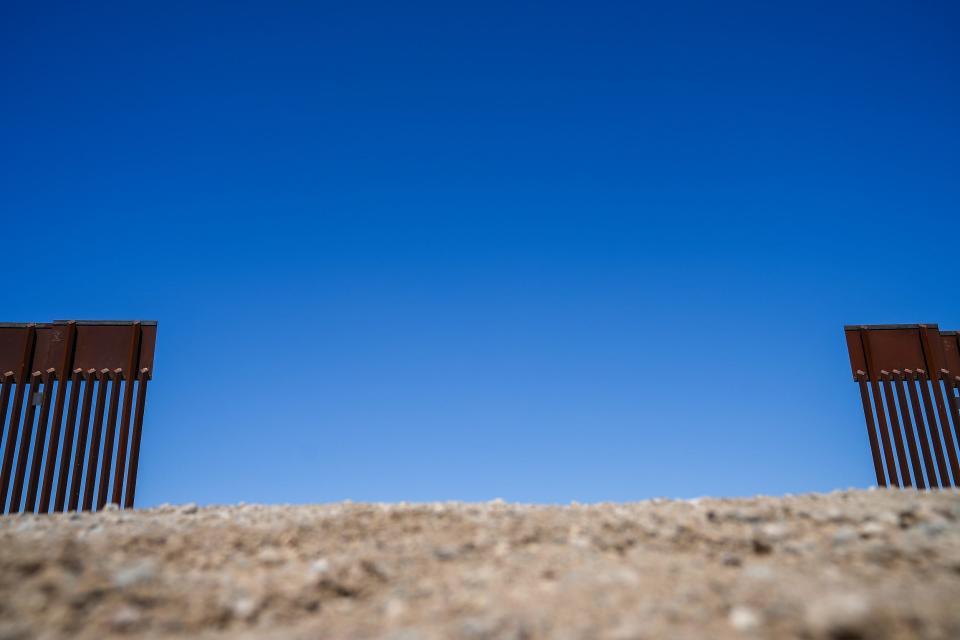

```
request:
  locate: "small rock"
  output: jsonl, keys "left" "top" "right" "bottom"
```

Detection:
{"left": 179, "top": 503, "right": 199, "bottom": 515}
{"left": 112, "top": 561, "right": 156, "bottom": 588}
{"left": 782, "top": 540, "right": 816, "bottom": 555}
{"left": 384, "top": 598, "right": 407, "bottom": 619}
{"left": 831, "top": 527, "right": 858, "bottom": 546}
{"left": 460, "top": 616, "right": 500, "bottom": 638}
{"left": 433, "top": 545, "right": 461, "bottom": 561}
{"left": 804, "top": 592, "right": 872, "bottom": 637}
{"left": 308, "top": 558, "right": 331, "bottom": 578}
{"left": 741, "top": 564, "right": 774, "bottom": 583}
{"left": 257, "top": 546, "right": 284, "bottom": 565}
{"left": 752, "top": 522, "right": 790, "bottom": 554}
{"left": 820, "top": 508, "right": 845, "bottom": 524}
{"left": 751, "top": 537, "right": 773, "bottom": 555}
{"left": 729, "top": 509, "right": 764, "bottom": 524}
{"left": 874, "top": 511, "right": 899, "bottom": 526}
{"left": 110, "top": 606, "right": 142, "bottom": 632}
{"left": 759, "top": 523, "right": 790, "bottom": 541}
{"left": 729, "top": 605, "right": 761, "bottom": 631}
{"left": 863, "top": 540, "right": 898, "bottom": 565}
{"left": 916, "top": 521, "right": 949, "bottom": 538}
{"left": 230, "top": 596, "right": 258, "bottom": 620}
{"left": 721, "top": 553, "right": 742, "bottom": 567}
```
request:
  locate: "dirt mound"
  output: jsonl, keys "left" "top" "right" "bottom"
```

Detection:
{"left": 2, "top": 490, "right": 959, "bottom": 639}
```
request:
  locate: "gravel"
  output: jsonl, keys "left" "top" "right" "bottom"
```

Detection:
{"left": 2, "top": 489, "right": 960, "bottom": 639}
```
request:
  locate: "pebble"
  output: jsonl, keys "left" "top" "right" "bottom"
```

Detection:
{"left": 741, "top": 564, "right": 775, "bottom": 583}
{"left": 308, "top": 558, "right": 331, "bottom": 577}
{"left": 759, "top": 523, "right": 790, "bottom": 541}
{"left": 257, "top": 546, "right": 284, "bottom": 565}
{"left": 110, "top": 606, "right": 143, "bottom": 631}
{"left": 384, "top": 598, "right": 407, "bottom": 619}
{"left": 916, "top": 521, "right": 949, "bottom": 538}
{"left": 863, "top": 540, "right": 898, "bottom": 565}
{"left": 818, "top": 508, "right": 846, "bottom": 524}
{"left": 728, "top": 605, "right": 761, "bottom": 631}
{"left": 721, "top": 553, "right": 742, "bottom": 567}
{"left": 859, "top": 521, "right": 886, "bottom": 537}
{"left": 874, "top": 510, "right": 899, "bottom": 526}
{"left": 782, "top": 540, "right": 816, "bottom": 555}
{"left": 112, "top": 560, "right": 156, "bottom": 588}
{"left": 231, "top": 596, "right": 259, "bottom": 620}
{"left": 831, "top": 527, "right": 858, "bottom": 546}
{"left": 804, "top": 592, "right": 872, "bottom": 637}
{"left": 433, "top": 544, "right": 461, "bottom": 560}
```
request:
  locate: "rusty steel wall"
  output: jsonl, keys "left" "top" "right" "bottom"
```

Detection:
{"left": 0, "top": 321, "right": 156, "bottom": 514}
{"left": 845, "top": 324, "right": 960, "bottom": 488}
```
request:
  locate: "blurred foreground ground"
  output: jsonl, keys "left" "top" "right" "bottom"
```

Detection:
{"left": 2, "top": 490, "right": 960, "bottom": 639}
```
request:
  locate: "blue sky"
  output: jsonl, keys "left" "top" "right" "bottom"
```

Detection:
{"left": 2, "top": 2, "right": 958, "bottom": 506}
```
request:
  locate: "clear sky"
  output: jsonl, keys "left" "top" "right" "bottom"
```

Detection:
{"left": 2, "top": 2, "right": 958, "bottom": 506}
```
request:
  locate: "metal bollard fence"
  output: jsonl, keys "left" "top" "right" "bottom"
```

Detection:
{"left": 0, "top": 321, "right": 157, "bottom": 513}
{"left": 844, "top": 324, "right": 960, "bottom": 488}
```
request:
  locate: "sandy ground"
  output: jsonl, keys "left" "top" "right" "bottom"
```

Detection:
{"left": 1, "top": 490, "right": 960, "bottom": 639}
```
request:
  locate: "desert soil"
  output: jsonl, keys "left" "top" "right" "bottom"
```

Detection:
{"left": 1, "top": 490, "right": 960, "bottom": 639}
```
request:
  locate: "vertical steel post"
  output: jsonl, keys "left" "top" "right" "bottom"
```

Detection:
{"left": 68, "top": 369, "right": 97, "bottom": 511}
{"left": 902, "top": 370, "right": 939, "bottom": 488}
{"left": 112, "top": 322, "right": 142, "bottom": 506}
{"left": 891, "top": 371, "right": 925, "bottom": 489}
{"left": 54, "top": 369, "right": 83, "bottom": 512}
{"left": 0, "top": 324, "right": 36, "bottom": 513}
{"left": 82, "top": 369, "right": 110, "bottom": 511}
{"left": 855, "top": 371, "right": 886, "bottom": 486}
{"left": 98, "top": 369, "right": 123, "bottom": 510}
{"left": 25, "top": 369, "right": 55, "bottom": 512}
{"left": 9, "top": 371, "right": 42, "bottom": 512}
{"left": 124, "top": 368, "right": 150, "bottom": 508}
{"left": 39, "top": 321, "right": 77, "bottom": 513}
{"left": 880, "top": 371, "right": 912, "bottom": 487}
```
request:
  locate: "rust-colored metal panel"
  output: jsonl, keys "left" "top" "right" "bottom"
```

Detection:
{"left": 942, "top": 332, "right": 960, "bottom": 428}
{"left": 844, "top": 328, "right": 868, "bottom": 380}
{"left": 32, "top": 326, "right": 69, "bottom": 377}
{"left": 0, "top": 325, "right": 31, "bottom": 376}
{"left": 73, "top": 325, "right": 136, "bottom": 375}
{"left": 0, "top": 320, "right": 157, "bottom": 514}
{"left": 844, "top": 324, "right": 959, "bottom": 489}
{"left": 844, "top": 324, "right": 942, "bottom": 380}
{"left": 941, "top": 332, "right": 960, "bottom": 378}
{"left": 138, "top": 324, "right": 158, "bottom": 376}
